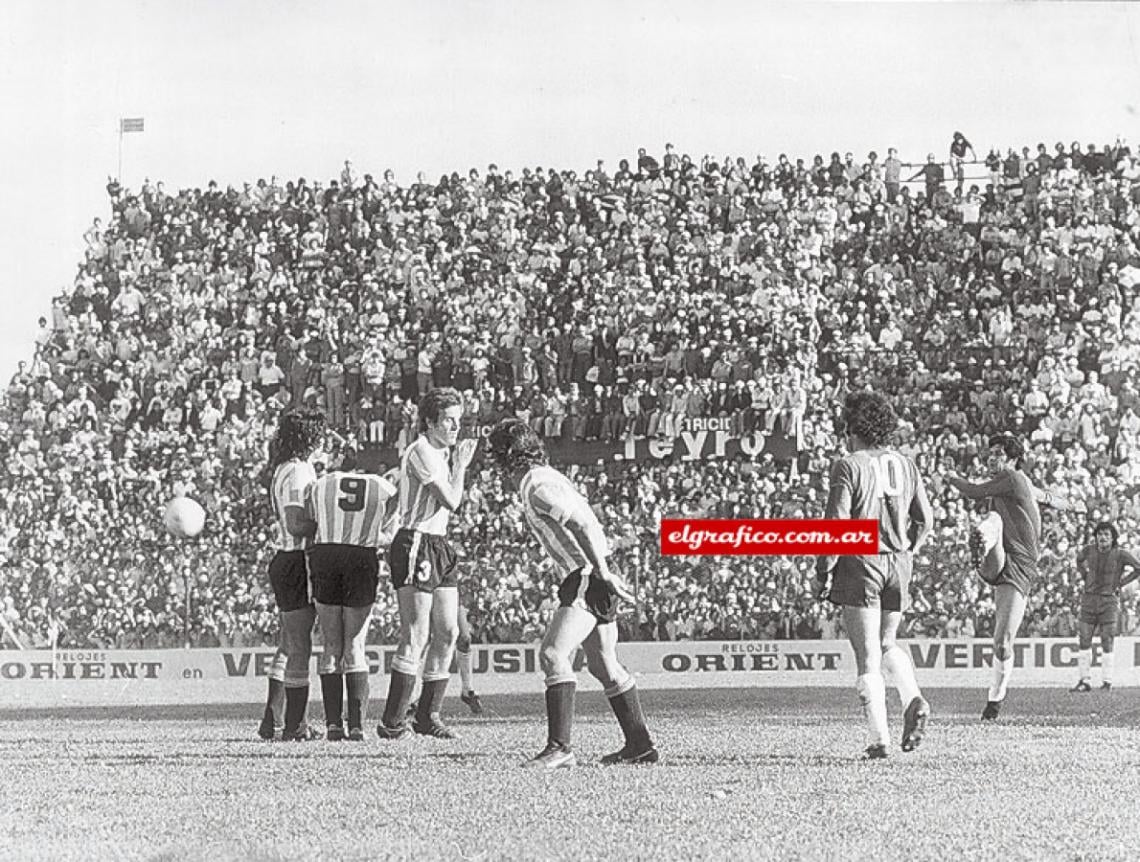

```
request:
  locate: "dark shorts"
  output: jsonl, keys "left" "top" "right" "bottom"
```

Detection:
{"left": 268, "top": 550, "right": 311, "bottom": 613}
{"left": 991, "top": 552, "right": 1036, "bottom": 597}
{"left": 558, "top": 568, "right": 619, "bottom": 624}
{"left": 388, "top": 529, "right": 458, "bottom": 592}
{"left": 1079, "top": 594, "right": 1119, "bottom": 635}
{"left": 827, "top": 553, "right": 911, "bottom": 612}
{"left": 308, "top": 544, "right": 380, "bottom": 608}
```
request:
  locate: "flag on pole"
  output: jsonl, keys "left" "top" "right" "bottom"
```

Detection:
{"left": 120, "top": 117, "right": 145, "bottom": 133}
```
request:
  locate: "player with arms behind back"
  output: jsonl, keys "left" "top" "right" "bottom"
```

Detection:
{"left": 813, "top": 391, "right": 933, "bottom": 760}
{"left": 377, "top": 387, "right": 477, "bottom": 740}
{"left": 1071, "top": 521, "right": 1140, "bottom": 692}
{"left": 259, "top": 409, "right": 325, "bottom": 742}
{"left": 488, "top": 419, "right": 657, "bottom": 769}
{"left": 306, "top": 455, "right": 399, "bottom": 740}
{"left": 946, "top": 433, "right": 1072, "bottom": 721}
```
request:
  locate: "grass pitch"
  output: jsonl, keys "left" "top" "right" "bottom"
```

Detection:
{"left": 2, "top": 687, "right": 1139, "bottom": 862}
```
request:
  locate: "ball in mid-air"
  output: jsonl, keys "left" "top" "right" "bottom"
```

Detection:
{"left": 164, "top": 496, "right": 206, "bottom": 539}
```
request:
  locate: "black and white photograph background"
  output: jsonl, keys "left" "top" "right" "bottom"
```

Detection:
{"left": 1, "top": 1, "right": 1139, "bottom": 860}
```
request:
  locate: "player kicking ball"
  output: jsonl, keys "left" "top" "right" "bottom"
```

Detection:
{"left": 488, "top": 419, "right": 657, "bottom": 769}
{"left": 946, "top": 434, "right": 1072, "bottom": 721}
{"left": 813, "top": 392, "right": 933, "bottom": 760}
{"left": 1071, "top": 521, "right": 1139, "bottom": 692}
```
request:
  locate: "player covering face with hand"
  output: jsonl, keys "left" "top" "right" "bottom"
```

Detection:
{"left": 488, "top": 419, "right": 657, "bottom": 769}
{"left": 813, "top": 391, "right": 933, "bottom": 760}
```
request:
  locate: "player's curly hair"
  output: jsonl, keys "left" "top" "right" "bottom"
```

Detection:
{"left": 269, "top": 409, "right": 326, "bottom": 470}
{"left": 1093, "top": 520, "right": 1119, "bottom": 545}
{"left": 840, "top": 391, "right": 897, "bottom": 447}
{"left": 419, "top": 386, "right": 464, "bottom": 433}
{"left": 987, "top": 433, "right": 1025, "bottom": 463}
{"left": 488, "top": 419, "right": 549, "bottom": 473}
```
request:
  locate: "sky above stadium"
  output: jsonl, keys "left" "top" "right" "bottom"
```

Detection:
{"left": 1, "top": 0, "right": 1138, "bottom": 382}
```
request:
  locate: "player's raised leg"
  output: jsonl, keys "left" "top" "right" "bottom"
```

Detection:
{"left": 280, "top": 605, "right": 321, "bottom": 741}
{"left": 973, "top": 511, "right": 1006, "bottom": 584}
{"left": 342, "top": 604, "right": 373, "bottom": 739}
{"left": 1072, "top": 620, "right": 1094, "bottom": 693}
{"left": 881, "top": 610, "right": 928, "bottom": 752}
{"left": 378, "top": 585, "right": 431, "bottom": 738}
{"left": 843, "top": 606, "right": 891, "bottom": 759}
{"left": 526, "top": 606, "right": 597, "bottom": 769}
{"left": 582, "top": 620, "right": 657, "bottom": 765}
{"left": 315, "top": 601, "right": 345, "bottom": 740}
{"left": 984, "top": 583, "right": 1027, "bottom": 720}
{"left": 414, "top": 586, "right": 459, "bottom": 738}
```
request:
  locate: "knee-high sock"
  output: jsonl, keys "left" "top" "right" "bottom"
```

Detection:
{"left": 856, "top": 673, "right": 889, "bottom": 748}
{"left": 457, "top": 649, "right": 474, "bottom": 693}
{"left": 545, "top": 681, "right": 576, "bottom": 749}
{"left": 882, "top": 645, "right": 922, "bottom": 705}
{"left": 1102, "top": 651, "right": 1115, "bottom": 685}
{"left": 605, "top": 682, "right": 652, "bottom": 750}
{"left": 988, "top": 657, "right": 1013, "bottom": 702}
{"left": 345, "top": 671, "right": 369, "bottom": 730}
{"left": 381, "top": 666, "right": 417, "bottom": 727}
{"left": 1078, "top": 649, "right": 1092, "bottom": 683}
{"left": 320, "top": 673, "right": 344, "bottom": 728}
{"left": 415, "top": 677, "right": 450, "bottom": 726}
{"left": 283, "top": 684, "right": 310, "bottom": 733}
{"left": 264, "top": 654, "right": 287, "bottom": 726}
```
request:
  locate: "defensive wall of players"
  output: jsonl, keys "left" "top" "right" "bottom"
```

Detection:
{"left": 2, "top": 639, "right": 1137, "bottom": 707}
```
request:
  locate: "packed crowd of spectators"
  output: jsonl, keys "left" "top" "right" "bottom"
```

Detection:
{"left": 3, "top": 136, "right": 1140, "bottom": 650}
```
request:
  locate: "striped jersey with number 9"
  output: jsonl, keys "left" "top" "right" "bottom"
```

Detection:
{"left": 306, "top": 471, "right": 398, "bottom": 548}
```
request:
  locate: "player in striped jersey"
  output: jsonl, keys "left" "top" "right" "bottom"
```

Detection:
{"left": 259, "top": 410, "right": 325, "bottom": 742}
{"left": 306, "top": 456, "right": 399, "bottom": 741}
{"left": 488, "top": 419, "right": 657, "bottom": 769}
{"left": 377, "top": 387, "right": 478, "bottom": 740}
{"left": 814, "top": 392, "right": 933, "bottom": 759}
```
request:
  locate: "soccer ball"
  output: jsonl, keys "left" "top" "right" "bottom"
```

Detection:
{"left": 164, "top": 496, "right": 206, "bottom": 539}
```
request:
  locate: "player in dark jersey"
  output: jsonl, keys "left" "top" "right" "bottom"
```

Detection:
{"left": 259, "top": 409, "right": 325, "bottom": 742}
{"left": 1071, "top": 522, "right": 1140, "bottom": 692}
{"left": 947, "top": 434, "right": 1072, "bottom": 721}
{"left": 489, "top": 419, "right": 656, "bottom": 769}
{"left": 813, "top": 391, "right": 933, "bottom": 760}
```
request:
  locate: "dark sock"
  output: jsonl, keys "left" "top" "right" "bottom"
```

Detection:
{"left": 545, "top": 682, "right": 576, "bottom": 750}
{"left": 607, "top": 684, "right": 652, "bottom": 750}
{"left": 381, "top": 670, "right": 416, "bottom": 727}
{"left": 416, "top": 678, "right": 449, "bottom": 726}
{"left": 264, "top": 678, "right": 285, "bottom": 726}
{"left": 283, "top": 685, "right": 309, "bottom": 733}
{"left": 345, "top": 671, "right": 369, "bottom": 730}
{"left": 320, "top": 673, "right": 344, "bottom": 728}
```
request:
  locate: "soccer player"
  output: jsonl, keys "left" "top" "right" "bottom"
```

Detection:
{"left": 306, "top": 457, "right": 398, "bottom": 740}
{"left": 488, "top": 418, "right": 657, "bottom": 769}
{"left": 1071, "top": 521, "right": 1140, "bottom": 692}
{"left": 946, "top": 434, "right": 1072, "bottom": 721}
{"left": 813, "top": 391, "right": 933, "bottom": 760}
{"left": 377, "top": 387, "right": 477, "bottom": 740}
{"left": 259, "top": 409, "right": 325, "bottom": 742}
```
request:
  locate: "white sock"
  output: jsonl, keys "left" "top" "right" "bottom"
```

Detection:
{"left": 457, "top": 649, "right": 474, "bottom": 693}
{"left": 882, "top": 645, "right": 922, "bottom": 705}
{"left": 1077, "top": 649, "right": 1091, "bottom": 683}
{"left": 1102, "top": 651, "right": 1114, "bottom": 685}
{"left": 988, "top": 657, "right": 1013, "bottom": 702}
{"left": 856, "top": 673, "right": 890, "bottom": 747}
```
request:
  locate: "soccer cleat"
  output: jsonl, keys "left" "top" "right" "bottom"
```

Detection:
{"left": 257, "top": 717, "right": 282, "bottom": 741}
{"left": 1101, "top": 681, "right": 1113, "bottom": 692}
{"left": 405, "top": 699, "right": 419, "bottom": 720}
{"left": 600, "top": 744, "right": 660, "bottom": 765}
{"left": 461, "top": 690, "right": 484, "bottom": 715}
{"left": 981, "top": 700, "right": 1002, "bottom": 721}
{"left": 901, "top": 696, "right": 930, "bottom": 753}
{"left": 864, "top": 744, "right": 888, "bottom": 760}
{"left": 376, "top": 721, "right": 412, "bottom": 741}
{"left": 326, "top": 724, "right": 345, "bottom": 742}
{"left": 524, "top": 743, "right": 577, "bottom": 770}
{"left": 282, "top": 723, "right": 323, "bottom": 742}
{"left": 1071, "top": 680, "right": 1092, "bottom": 693}
{"left": 412, "top": 719, "right": 458, "bottom": 740}
{"left": 347, "top": 727, "right": 365, "bottom": 742}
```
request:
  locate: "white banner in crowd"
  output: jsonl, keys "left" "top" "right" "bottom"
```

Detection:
{"left": 1, "top": 639, "right": 1137, "bottom": 707}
